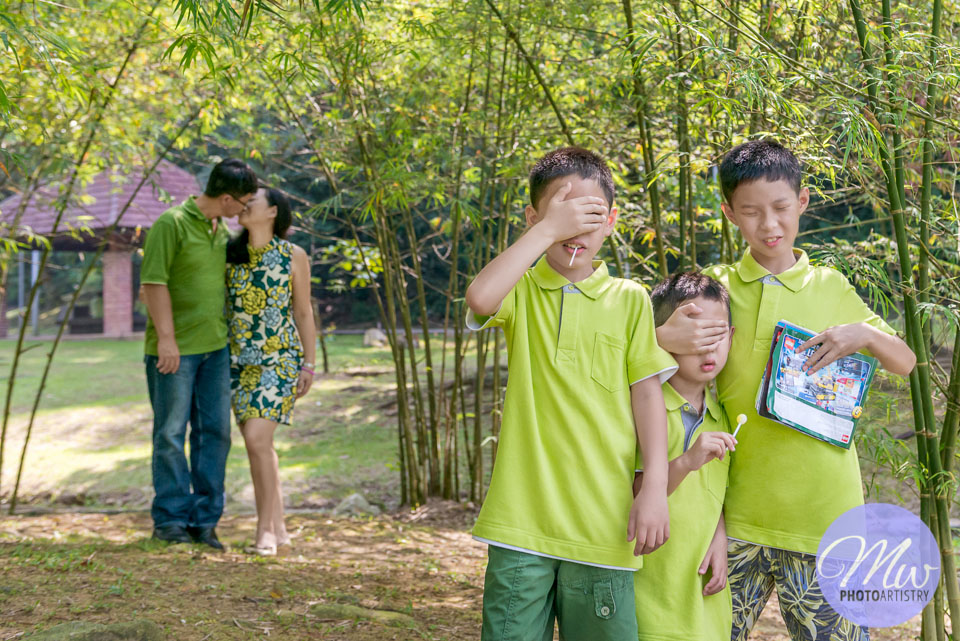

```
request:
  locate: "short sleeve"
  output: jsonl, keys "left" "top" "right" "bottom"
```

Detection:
{"left": 627, "top": 289, "right": 678, "bottom": 385}
{"left": 465, "top": 279, "right": 519, "bottom": 332}
{"left": 835, "top": 275, "right": 896, "bottom": 337}
{"left": 140, "top": 214, "right": 179, "bottom": 286}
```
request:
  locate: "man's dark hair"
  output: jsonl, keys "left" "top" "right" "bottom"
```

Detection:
{"left": 718, "top": 140, "right": 801, "bottom": 204}
{"left": 204, "top": 158, "right": 258, "bottom": 198}
{"left": 529, "top": 147, "right": 615, "bottom": 209}
{"left": 651, "top": 272, "right": 731, "bottom": 327}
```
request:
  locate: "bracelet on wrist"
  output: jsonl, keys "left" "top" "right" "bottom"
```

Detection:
{"left": 301, "top": 366, "right": 316, "bottom": 375}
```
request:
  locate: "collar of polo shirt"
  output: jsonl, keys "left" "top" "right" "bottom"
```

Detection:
{"left": 662, "top": 379, "right": 722, "bottom": 422}
{"left": 529, "top": 256, "right": 613, "bottom": 300}
{"left": 736, "top": 247, "right": 813, "bottom": 292}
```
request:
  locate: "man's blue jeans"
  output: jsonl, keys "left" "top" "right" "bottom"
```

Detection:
{"left": 145, "top": 346, "right": 231, "bottom": 528}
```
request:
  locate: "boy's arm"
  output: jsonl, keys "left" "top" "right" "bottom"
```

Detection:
{"left": 700, "top": 512, "right": 728, "bottom": 596}
{"left": 464, "top": 182, "right": 607, "bottom": 316}
{"left": 664, "top": 431, "right": 737, "bottom": 495}
{"left": 465, "top": 224, "right": 556, "bottom": 316}
{"left": 799, "top": 323, "right": 916, "bottom": 376}
{"left": 628, "top": 376, "right": 670, "bottom": 555}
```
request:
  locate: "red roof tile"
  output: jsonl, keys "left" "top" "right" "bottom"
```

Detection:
{"left": 0, "top": 160, "right": 200, "bottom": 237}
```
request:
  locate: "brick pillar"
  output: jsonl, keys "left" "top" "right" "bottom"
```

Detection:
{"left": 102, "top": 249, "right": 133, "bottom": 337}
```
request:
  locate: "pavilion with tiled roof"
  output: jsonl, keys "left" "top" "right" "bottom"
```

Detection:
{"left": 0, "top": 160, "right": 200, "bottom": 337}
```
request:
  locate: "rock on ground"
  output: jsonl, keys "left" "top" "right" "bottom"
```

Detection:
{"left": 333, "top": 492, "right": 381, "bottom": 516}
{"left": 362, "top": 328, "right": 388, "bottom": 347}
{"left": 24, "top": 620, "right": 163, "bottom": 640}
{"left": 309, "top": 603, "right": 416, "bottom": 627}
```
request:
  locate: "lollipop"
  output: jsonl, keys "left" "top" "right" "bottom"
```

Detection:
{"left": 568, "top": 246, "right": 579, "bottom": 267}
{"left": 733, "top": 413, "right": 747, "bottom": 439}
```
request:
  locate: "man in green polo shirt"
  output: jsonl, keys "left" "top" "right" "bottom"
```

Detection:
{"left": 141, "top": 158, "right": 258, "bottom": 550}
{"left": 657, "top": 141, "right": 915, "bottom": 641}
{"left": 465, "top": 147, "right": 677, "bottom": 640}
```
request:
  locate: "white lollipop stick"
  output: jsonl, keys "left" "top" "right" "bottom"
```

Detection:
{"left": 568, "top": 246, "right": 579, "bottom": 267}
{"left": 733, "top": 413, "right": 747, "bottom": 439}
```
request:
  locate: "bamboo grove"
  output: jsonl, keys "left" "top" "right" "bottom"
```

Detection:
{"left": 1, "top": 0, "right": 960, "bottom": 636}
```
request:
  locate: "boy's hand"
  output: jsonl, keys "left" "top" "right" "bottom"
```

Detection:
{"left": 682, "top": 431, "right": 737, "bottom": 472}
{"left": 655, "top": 302, "right": 729, "bottom": 354}
{"left": 699, "top": 526, "right": 728, "bottom": 595}
{"left": 799, "top": 323, "right": 870, "bottom": 374}
{"left": 627, "top": 488, "right": 669, "bottom": 556}
{"left": 537, "top": 181, "right": 608, "bottom": 243}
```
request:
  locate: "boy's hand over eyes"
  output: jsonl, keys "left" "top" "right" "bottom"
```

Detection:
{"left": 700, "top": 518, "right": 728, "bottom": 595}
{"left": 655, "top": 302, "right": 729, "bottom": 355}
{"left": 627, "top": 488, "right": 669, "bottom": 556}
{"left": 683, "top": 432, "right": 737, "bottom": 472}
{"left": 537, "top": 181, "right": 608, "bottom": 242}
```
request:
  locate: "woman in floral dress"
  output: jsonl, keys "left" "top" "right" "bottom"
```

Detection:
{"left": 226, "top": 187, "right": 316, "bottom": 555}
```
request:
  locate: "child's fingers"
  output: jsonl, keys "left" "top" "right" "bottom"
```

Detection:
{"left": 567, "top": 195, "right": 607, "bottom": 206}
{"left": 642, "top": 527, "right": 662, "bottom": 555}
{"left": 804, "top": 345, "right": 838, "bottom": 373}
{"left": 694, "top": 320, "right": 730, "bottom": 334}
{"left": 575, "top": 205, "right": 609, "bottom": 218}
{"left": 807, "top": 348, "right": 841, "bottom": 374}
{"left": 632, "top": 526, "right": 647, "bottom": 555}
{"left": 703, "top": 573, "right": 724, "bottom": 595}
{"left": 799, "top": 333, "right": 826, "bottom": 352}
{"left": 552, "top": 181, "right": 573, "bottom": 202}
{"left": 718, "top": 433, "right": 737, "bottom": 450}
{"left": 694, "top": 335, "right": 723, "bottom": 350}
{"left": 677, "top": 302, "right": 704, "bottom": 317}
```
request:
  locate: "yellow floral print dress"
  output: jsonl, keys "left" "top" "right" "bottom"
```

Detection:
{"left": 226, "top": 237, "right": 304, "bottom": 424}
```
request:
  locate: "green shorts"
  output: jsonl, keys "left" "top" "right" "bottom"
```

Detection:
{"left": 481, "top": 545, "right": 639, "bottom": 641}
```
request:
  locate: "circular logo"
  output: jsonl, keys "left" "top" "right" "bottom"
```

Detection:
{"left": 816, "top": 503, "right": 939, "bottom": 627}
{"left": 852, "top": 406, "right": 863, "bottom": 419}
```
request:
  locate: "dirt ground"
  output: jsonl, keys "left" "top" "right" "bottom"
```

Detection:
{"left": 0, "top": 503, "right": 922, "bottom": 641}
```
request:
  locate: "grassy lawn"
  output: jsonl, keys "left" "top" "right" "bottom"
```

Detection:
{"left": 0, "top": 335, "right": 409, "bottom": 512}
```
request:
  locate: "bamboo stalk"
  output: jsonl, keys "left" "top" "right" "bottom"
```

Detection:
{"left": 0, "top": 1, "right": 161, "bottom": 504}
{"left": 8, "top": 104, "right": 204, "bottom": 511}
{"left": 670, "top": 0, "right": 690, "bottom": 272}
{"left": 848, "top": 2, "right": 950, "bottom": 636}
{"left": 621, "top": 0, "right": 668, "bottom": 277}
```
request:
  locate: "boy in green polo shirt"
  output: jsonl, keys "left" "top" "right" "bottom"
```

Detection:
{"left": 633, "top": 272, "right": 738, "bottom": 641}
{"left": 465, "top": 147, "right": 677, "bottom": 641}
{"left": 656, "top": 140, "right": 916, "bottom": 641}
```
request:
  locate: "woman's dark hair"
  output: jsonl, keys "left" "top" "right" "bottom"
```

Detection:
{"left": 226, "top": 188, "right": 293, "bottom": 264}
{"left": 204, "top": 158, "right": 258, "bottom": 198}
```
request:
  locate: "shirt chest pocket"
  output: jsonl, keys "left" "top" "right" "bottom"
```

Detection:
{"left": 591, "top": 332, "right": 626, "bottom": 393}
{"left": 703, "top": 455, "right": 730, "bottom": 505}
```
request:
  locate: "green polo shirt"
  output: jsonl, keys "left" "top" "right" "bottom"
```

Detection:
{"left": 704, "top": 248, "right": 896, "bottom": 554}
{"left": 633, "top": 383, "right": 731, "bottom": 641}
{"left": 467, "top": 257, "right": 677, "bottom": 570}
{"left": 141, "top": 197, "right": 230, "bottom": 357}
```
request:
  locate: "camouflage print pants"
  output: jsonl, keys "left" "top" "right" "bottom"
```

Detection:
{"left": 728, "top": 538, "right": 869, "bottom": 641}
